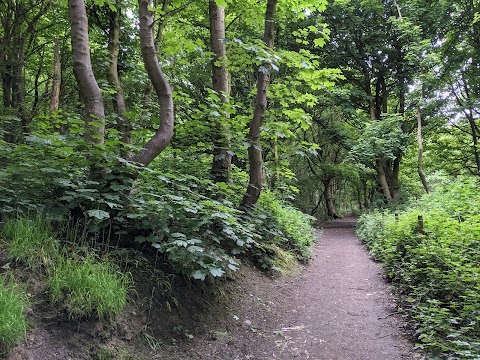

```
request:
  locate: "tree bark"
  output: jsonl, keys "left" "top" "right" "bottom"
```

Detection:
{"left": 106, "top": 7, "right": 132, "bottom": 157}
{"left": 68, "top": 0, "right": 105, "bottom": 144}
{"left": 364, "top": 67, "right": 376, "bottom": 121}
{"left": 391, "top": 156, "right": 401, "bottom": 201}
{"left": 376, "top": 159, "right": 393, "bottom": 201}
{"left": 141, "top": 0, "right": 169, "bottom": 122}
{"left": 209, "top": 0, "right": 232, "bottom": 184}
{"left": 324, "top": 178, "right": 339, "bottom": 219}
{"left": 417, "top": 106, "right": 430, "bottom": 192}
{"left": 241, "top": 0, "right": 277, "bottom": 208}
{"left": 49, "top": 38, "right": 61, "bottom": 115}
{"left": 130, "top": 0, "right": 174, "bottom": 166}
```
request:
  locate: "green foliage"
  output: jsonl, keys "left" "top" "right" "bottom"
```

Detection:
{"left": 357, "top": 178, "right": 480, "bottom": 358}
{"left": 248, "top": 191, "right": 316, "bottom": 269}
{"left": 48, "top": 255, "right": 129, "bottom": 320}
{"left": 350, "top": 114, "right": 410, "bottom": 167}
{"left": 0, "top": 277, "right": 27, "bottom": 356}
{"left": 0, "top": 135, "right": 134, "bottom": 224}
{"left": 1, "top": 214, "right": 59, "bottom": 269}
{"left": 120, "top": 170, "right": 255, "bottom": 280}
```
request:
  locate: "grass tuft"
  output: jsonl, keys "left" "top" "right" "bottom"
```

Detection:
{"left": 0, "top": 214, "right": 59, "bottom": 269}
{"left": 0, "top": 276, "right": 27, "bottom": 355}
{"left": 48, "top": 255, "right": 129, "bottom": 320}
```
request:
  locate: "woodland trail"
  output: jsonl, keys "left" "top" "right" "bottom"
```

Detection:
{"left": 184, "top": 216, "right": 424, "bottom": 360}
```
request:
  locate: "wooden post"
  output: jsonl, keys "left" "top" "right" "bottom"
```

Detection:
{"left": 416, "top": 215, "right": 424, "bottom": 234}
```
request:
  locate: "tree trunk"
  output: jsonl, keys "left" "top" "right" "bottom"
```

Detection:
{"left": 241, "top": 0, "right": 277, "bottom": 208}
{"left": 417, "top": 106, "right": 430, "bottom": 192}
{"left": 141, "top": 0, "right": 169, "bottom": 124}
{"left": 1, "top": 0, "right": 52, "bottom": 142}
{"left": 376, "top": 158, "right": 393, "bottom": 201}
{"left": 209, "top": 0, "right": 232, "bottom": 183}
{"left": 391, "top": 156, "right": 401, "bottom": 201}
{"left": 49, "top": 38, "right": 61, "bottom": 115}
{"left": 363, "top": 180, "right": 368, "bottom": 209}
{"left": 364, "top": 68, "right": 376, "bottom": 121}
{"left": 106, "top": 7, "right": 132, "bottom": 157}
{"left": 324, "top": 178, "right": 339, "bottom": 219}
{"left": 68, "top": 0, "right": 105, "bottom": 144}
{"left": 356, "top": 186, "right": 363, "bottom": 211}
{"left": 129, "top": 0, "right": 174, "bottom": 166}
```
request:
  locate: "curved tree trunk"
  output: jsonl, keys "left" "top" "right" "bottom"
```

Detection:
{"left": 209, "top": 0, "right": 232, "bottom": 184}
{"left": 241, "top": 0, "right": 277, "bottom": 208}
{"left": 130, "top": 0, "right": 174, "bottom": 166}
{"left": 69, "top": 0, "right": 105, "bottom": 144}
{"left": 106, "top": 7, "right": 132, "bottom": 157}
{"left": 141, "top": 0, "right": 170, "bottom": 123}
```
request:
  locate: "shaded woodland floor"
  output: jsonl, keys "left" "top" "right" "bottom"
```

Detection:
{"left": 4, "top": 216, "right": 425, "bottom": 360}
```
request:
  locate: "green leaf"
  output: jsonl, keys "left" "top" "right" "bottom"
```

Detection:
{"left": 191, "top": 270, "right": 206, "bottom": 280}
{"left": 209, "top": 268, "right": 225, "bottom": 277}
{"left": 214, "top": 0, "right": 227, "bottom": 7}
{"left": 86, "top": 209, "right": 110, "bottom": 221}
{"left": 188, "top": 245, "right": 204, "bottom": 253}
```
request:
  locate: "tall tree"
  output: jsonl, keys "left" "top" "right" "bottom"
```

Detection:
{"left": 242, "top": 0, "right": 278, "bottom": 207}
{"left": 67, "top": 0, "right": 174, "bottom": 165}
{"left": 209, "top": 0, "right": 232, "bottom": 183}
{"left": 68, "top": 0, "right": 105, "bottom": 144}
{"left": 49, "top": 38, "right": 61, "bottom": 115}
{"left": 105, "top": 4, "right": 132, "bottom": 156}
{"left": 130, "top": 0, "right": 174, "bottom": 166}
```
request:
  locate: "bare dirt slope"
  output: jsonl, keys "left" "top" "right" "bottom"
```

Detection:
{"left": 181, "top": 216, "right": 424, "bottom": 360}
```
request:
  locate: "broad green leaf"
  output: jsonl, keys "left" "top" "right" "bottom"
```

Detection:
{"left": 86, "top": 209, "right": 110, "bottom": 221}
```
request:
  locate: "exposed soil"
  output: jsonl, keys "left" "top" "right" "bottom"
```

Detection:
{"left": 179, "top": 216, "right": 424, "bottom": 360}
{"left": 2, "top": 216, "right": 424, "bottom": 360}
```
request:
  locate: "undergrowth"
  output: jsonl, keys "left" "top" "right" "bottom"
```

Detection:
{"left": 1, "top": 215, "right": 129, "bottom": 321}
{"left": 249, "top": 191, "right": 316, "bottom": 270}
{"left": 357, "top": 178, "right": 480, "bottom": 359}
{"left": 0, "top": 276, "right": 27, "bottom": 356}
{"left": 1, "top": 214, "right": 59, "bottom": 269}
{"left": 48, "top": 255, "right": 129, "bottom": 320}
{"left": 0, "top": 137, "right": 316, "bottom": 280}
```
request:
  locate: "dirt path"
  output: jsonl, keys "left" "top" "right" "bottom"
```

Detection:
{"left": 183, "top": 216, "right": 423, "bottom": 360}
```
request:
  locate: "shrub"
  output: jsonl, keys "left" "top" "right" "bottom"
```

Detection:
{"left": 48, "top": 256, "right": 129, "bottom": 320}
{"left": 119, "top": 171, "right": 257, "bottom": 280}
{"left": 0, "top": 276, "right": 27, "bottom": 355}
{"left": 248, "top": 191, "right": 316, "bottom": 269}
{"left": 357, "top": 179, "right": 480, "bottom": 358}
{"left": 1, "top": 214, "right": 59, "bottom": 269}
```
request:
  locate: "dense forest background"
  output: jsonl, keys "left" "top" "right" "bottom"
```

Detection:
{"left": 0, "top": 0, "right": 479, "bottom": 357}
{"left": 2, "top": 0, "right": 479, "bottom": 219}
